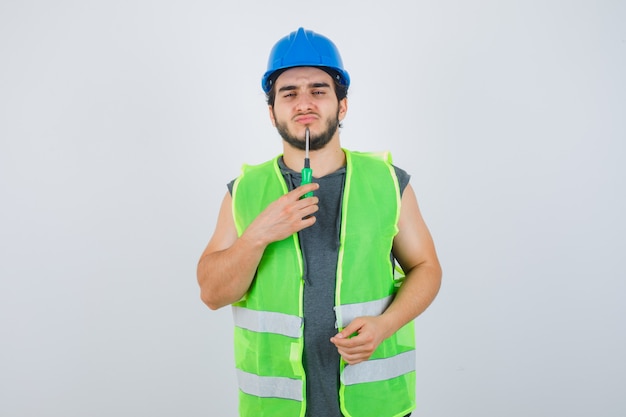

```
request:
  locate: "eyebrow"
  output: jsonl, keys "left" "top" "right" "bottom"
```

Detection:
{"left": 277, "top": 82, "right": 332, "bottom": 93}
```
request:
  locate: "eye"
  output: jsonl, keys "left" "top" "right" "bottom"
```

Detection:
{"left": 312, "top": 90, "right": 326, "bottom": 96}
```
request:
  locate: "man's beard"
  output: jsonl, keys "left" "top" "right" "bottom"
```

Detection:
{"left": 274, "top": 111, "right": 340, "bottom": 151}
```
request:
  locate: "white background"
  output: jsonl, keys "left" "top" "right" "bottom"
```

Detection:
{"left": 1, "top": 1, "right": 625, "bottom": 416}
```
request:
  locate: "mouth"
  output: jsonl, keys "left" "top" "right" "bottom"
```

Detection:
{"left": 293, "top": 114, "right": 318, "bottom": 124}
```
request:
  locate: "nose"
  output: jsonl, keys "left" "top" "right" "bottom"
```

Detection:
{"left": 294, "top": 93, "right": 313, "bottom": 113}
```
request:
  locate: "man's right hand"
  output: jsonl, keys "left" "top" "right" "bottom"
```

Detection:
{"left": 242, "top": 182, "right": 319, "bottom": 246}
{"left": 197, "top": 182, "right": 319, "bottom": 310}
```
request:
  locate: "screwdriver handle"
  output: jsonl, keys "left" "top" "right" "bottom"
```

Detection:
{"left": 302, "top": 127, "right": 313, "bottom": 198}
{"left": 301, "top": 166, "right": 313, "bottom": 198}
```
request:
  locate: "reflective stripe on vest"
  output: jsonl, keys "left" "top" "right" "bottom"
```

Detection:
{"left": 236, "top": 369, "right": 303, "bottom": 401}
{"left": 333, "top": 295, "right": 394, "bottom": 329}
{"left": 232, "top": 306, "right": 302, "bottom": 338}
{"left": 341, "top": 350, "right": 416, "bottom": 386}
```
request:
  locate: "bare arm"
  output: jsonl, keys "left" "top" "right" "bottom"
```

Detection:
{"left": 197, "top": 182, "right": 320, "bottom": 310}
{"left": 331, "top": 184, "right": 442, "bottom": 363}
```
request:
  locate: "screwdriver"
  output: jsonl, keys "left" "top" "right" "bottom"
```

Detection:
{"left": 301, "top": 127, "right": 313, "bottom": 198}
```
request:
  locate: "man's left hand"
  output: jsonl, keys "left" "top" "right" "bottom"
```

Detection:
{"left": 330, "top": 316, "right": 389, "bottom": 365}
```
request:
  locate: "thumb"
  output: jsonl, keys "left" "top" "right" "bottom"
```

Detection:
{"left": 335, "top": 318, "right": 362, "bottom": 339}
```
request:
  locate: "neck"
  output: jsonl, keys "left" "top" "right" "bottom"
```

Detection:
{"left": 283, "top": 137, "right": 345, "bottom": 178}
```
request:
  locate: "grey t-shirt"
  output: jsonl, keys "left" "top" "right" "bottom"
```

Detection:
{"left": 228, "top": 157, "right": 410, "bottom": 417}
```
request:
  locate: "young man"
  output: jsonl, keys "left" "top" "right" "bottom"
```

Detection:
{"left": 197, "top": 27, "right": 442, "bottom": 417}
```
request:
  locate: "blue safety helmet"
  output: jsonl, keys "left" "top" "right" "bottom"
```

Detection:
{"left": 261, "top": 27, "right": 350, "bottom": 94}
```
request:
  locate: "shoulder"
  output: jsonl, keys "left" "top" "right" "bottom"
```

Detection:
{"left": 227, "top": 178, "right": 236, "bottom": 195}
{"left": 226, "top": 156, "right": 282, "bottom": 195}
{"left": 345, "top": 149, "right": 411, "bottom": 195}
{"left": 392, "top": 165, "right": 411, "bottom": 195}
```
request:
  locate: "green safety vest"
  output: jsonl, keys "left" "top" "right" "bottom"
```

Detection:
{"left": 231, "top": 149, "right": 416, "bottom": 417}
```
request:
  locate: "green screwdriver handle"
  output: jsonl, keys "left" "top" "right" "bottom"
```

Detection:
{"left": 302, "top": 165, "right": 313, "bottom": 198}
{"left": 301, "top": 127, "right": 313, "bottom": 198}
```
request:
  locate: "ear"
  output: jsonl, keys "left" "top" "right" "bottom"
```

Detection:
{"left": 268, "top": 105, "right": 276, "bottom": 126}
{"left": 338, "top": 98, "right": 348, "bottom": 121}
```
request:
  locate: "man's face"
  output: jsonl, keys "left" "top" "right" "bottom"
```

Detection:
{"left": 269, "top": 67, "right": 347, "bottom": 151}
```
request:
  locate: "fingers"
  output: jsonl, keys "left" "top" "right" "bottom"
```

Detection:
{"left": 335, "top": 318, "right": 361, "bottom": 340}
{"left": 283, "top": 183, "right": 319, "bottom": 225}
{"left": 291, "top": 182, "right": 319, "bottom": 200}
{"left": 330, "top": 317, "right": 383, "bottom": 365}
{"left": 288, "top": 191, "right": 319, "bottom": 223}
{"left": 245, "top": 182, "right": 320, "bottom": 246}
{"left": 333, "top": 337, "right": 375, "bottom": 365}
{"left": 249, "top": 183, "right": 319, "bottom": 241}
{"left": 331, "top": 337, "right": 372, "bottom": 365}
{"left": 331, "top": 330, "right": 371, "bottom": 351}
{"left": 336, "top": 350, "right": 371, "bottom": 365}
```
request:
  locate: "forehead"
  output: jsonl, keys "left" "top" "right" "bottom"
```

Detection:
{"left": 274, "top": 67, "right": 334, "bottom": 88}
